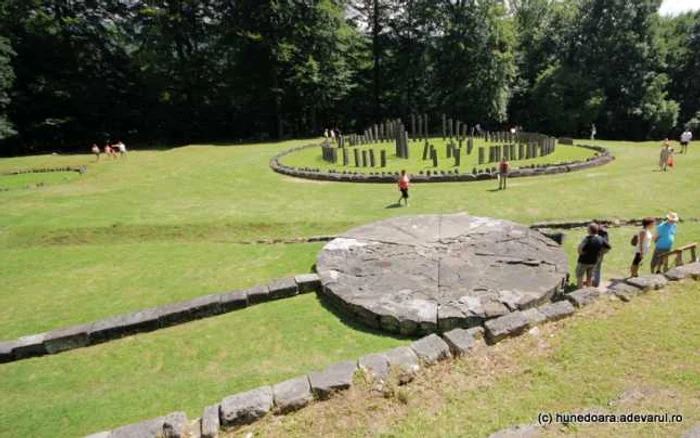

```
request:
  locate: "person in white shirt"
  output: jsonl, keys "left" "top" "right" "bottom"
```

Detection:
{"left": 116, "top": 141, "right": 127, "bottom": 157}
{"left": 630, "top": 217, "right": 654, "bottom": 278}
{"left": 680, "top": 129, "right": 692, "bottom": 154}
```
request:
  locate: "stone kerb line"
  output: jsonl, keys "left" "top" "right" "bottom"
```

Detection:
{"left": 85, "top": 261, "right": 700, "bottom": 438}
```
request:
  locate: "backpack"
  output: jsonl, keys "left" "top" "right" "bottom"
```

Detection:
{"left": 630, "top": 233, "right": 639, "bottom": 247}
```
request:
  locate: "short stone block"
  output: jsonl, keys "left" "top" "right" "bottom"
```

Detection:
{"left": 44, "top": 323, "right": 92, "bottom": 354}
{"left": 163, "top": 411, "right": 188, "bottom": 438}
{"left": 13, "top": 333, "right": 48, "bottom": 359}
{"left": 200, "top": 404, "right": 220, "bottom": 438}
{"left": 383, "top": 346, "right": 420, "bottom": 374}
{"left": 441, "top": 328, "right": 475, "bottom": 357}
{"left": 294, "top": 273, "right": 322, "bottom": 293}
{"left": 358, "top": 353, "right": 390, "bottom": 381}
{"left": 521, "top": 308, "right": 547, "bottom": 327}
{"left": 245, "top": 284, "right": 270, "bottom": 304}
{"left": 273, "top": 375, "right": 313, "bottom": 414}
{"left": 110, "top": 416, "right": 165, "bottom": 438}
{"left": 609, "top": 280, "right": 644, "bottom": 298}
{"left": 219, "top": 290, "right": 248, "bottom": 313}
{"left": 267, "top": 277, "right": 298, "bottom": 299}
{"left": 186, "top": 294, "right": 223, "bottom": 320}
{"left": 484, "top": 311, "right": 528, "bottom": 344}
{"left": 0, "top": 340, "right": 17, "bottom": 363}
{"left": 410, "top": 334, "right": 452, "bottom": 365}
{"left": 664, "top": 263, "right": 700, "bottom": 281}
{"left": 308, "top": 361, "right": 357, "bottom": 400}
{"left": 539, "top": 301, "right": 575, "bottom": 322}
{"left": 220, "top": 386, "right": 274, "bottom": 427}
{"left": 625, "top": 274, "right": 668, "bottom": 291}
{"left": 565, "top": 287, "right": 600, "bottom": 308}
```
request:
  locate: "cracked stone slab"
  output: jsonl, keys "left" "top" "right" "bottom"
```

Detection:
{"left": 110, "top": 416, "right": 165, "bottom": 438}
{"left": 566, "top": 287, "right": 600, "bottom": 308}
{"left": 384, "top": 346, "right": 420, "bottom": 374}
{"left": 411, "top": 334, "right": 452, "bottom": 365}
{"left": 308, "top": 361, "right": 357, "bottom": 400}
{"left": 358, "top": 353, "right": 390, "bottom": 381}
{"left": 484, "top": 311, "right": 529, "bottom": 344}
{"left": 442, "top": 328, "right": 475, "bottom": 356}
{"left": 664, "top": 262, "right": 700, "bottom": 281}
{"left": 539, "top": 300, "right": 575, "bottom": 322}
{"left": 200, "top": 404, "right": 220, "bottom": 438}
{"left": 220, "top": 386, "right": 273, "bottom": 427}
{"left": 317, "top": 214, "right": 569, "bottom": 335}
{"left": 521, "top": 308, "right": 547, "bottom": 327}
{"left": 162, "top": 411, "right": 188, "bottom": 438}
{"left": 625, "top": 274, "right": 668, "bottom": 291}
{"left": 273, "top": 376, "right": 313, "bottom": 414}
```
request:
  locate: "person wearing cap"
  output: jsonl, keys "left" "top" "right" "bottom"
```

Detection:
{"left": 651, "top": 212, "right": 679, "bottom": 273}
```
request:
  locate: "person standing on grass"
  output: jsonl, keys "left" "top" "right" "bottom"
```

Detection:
{"left": 659, "top": 140, "right": 672, "bottom": 171}
{"left": 651, "top": 212, "right": 679, "bottom": 273}
{"left": 680, "top": 128, "right": 692, "bottom": 154}
{"left": 576, "top": 223, "right": 611, "bottom": 289}
{"left": 91, "top": 144, "right": 100, "bottom": 161}
{"left": 630, "top": 217, "right": 655, "bottom": 278}
{"left": 498, "top": 157, "right": 510, "bottom": 190}
{"left": 591, "top": 123, "right": 597, "bottom": 140}
{"left": 592, "top": 223, "right": 610, "bottom": 287}
{"left": 397, "top": 170, "right": 410, "bottom": 207}
{"left": 116, "top": 141, "right": 127, "bottom": 157}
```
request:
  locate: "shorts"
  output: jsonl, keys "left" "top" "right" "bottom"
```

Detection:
{"left": 632, "top": 252, "right": 643, "bottom": 266}
{"left": 576, "top": 262, "right": 596, "bottom": 279}
{"left": 680, "top": 141, "right": 688, "bottom": 146}
{"left": 651, "top": 247, "right": 669, "bottom": 270}
{"left": 400, "top": 188, "right": 409, "bottom": 199}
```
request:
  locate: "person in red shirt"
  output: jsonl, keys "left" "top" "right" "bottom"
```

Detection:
{"left": 397, "top": 169, "right": 410, "bottom": 207}
{"left": 498, "top": 157, "right": 510, "bottom": 190}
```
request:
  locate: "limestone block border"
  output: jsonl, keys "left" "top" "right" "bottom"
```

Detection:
{"left": 84, "top": 262, "right": 700, "bottom": 438}
{"left": 1, "top": 165, "right": 88, "bottom": 176}
{"left": 269, "top": 143, "right": 614, "bottom": 184}
{"left": 0, "top": 274, "right": 322, "bottom": 365}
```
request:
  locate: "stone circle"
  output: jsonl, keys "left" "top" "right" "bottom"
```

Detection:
{"left": 316, "top": 213, "right": 569, "bottom": 335}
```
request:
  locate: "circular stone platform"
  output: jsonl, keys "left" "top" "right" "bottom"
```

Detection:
{"left": 316, "top": 213, "right": 569, "bottom": 335}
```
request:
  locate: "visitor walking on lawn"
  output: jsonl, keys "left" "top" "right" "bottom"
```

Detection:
{"left": 659, "top": 140, "right": 673, "bottom": 171}
{"left": 576, "top": 223, "right": 611, "bottom": 289}
{"left": 397, "top": 170, "right": 410, "bottom": 207}
{"left": 651, "top": 212, "right": 679, "bottom": 273}
{"left": 680, "top": 128, "right": 692, "bottom": 154}
{"left": 498, "top": 157, "right": 510, "bottom": 190}
{"left": 592, "top": 223, "right": 610, "bottom": 287}
{"left": 91, "top": 144, "right": 100, "bottom": 161}
{"left": 630, "top": 217, "right": 655, "bottom": 278}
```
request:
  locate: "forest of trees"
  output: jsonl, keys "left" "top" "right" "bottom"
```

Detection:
{"left": 0, "top": 0, "right": 699, "bottom": 155}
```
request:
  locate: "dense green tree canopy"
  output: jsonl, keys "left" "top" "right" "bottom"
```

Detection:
{"left": 0, "top": 0, "right": 698, "bottom": 154}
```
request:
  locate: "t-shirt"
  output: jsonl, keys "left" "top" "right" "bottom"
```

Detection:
{"left": 577, "top": 235, "right": 609, "bottom": 265}
{"left": 655, "top": 222, "right": 677, "bottom": 251}
{"left": 399, "top": 175, "right": 410, "bottom": 189}
{"left": 499, "top": 161, "right": 509, "bottom": 173}
{"left": 681, "top": 131, "right": 692, "bottom": 142}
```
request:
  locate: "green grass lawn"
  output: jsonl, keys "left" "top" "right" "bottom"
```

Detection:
{"left": 0, "top": 293, "right": 405, "bottom": 437}
{"left": 0, "top": 171, "right": 83, "bottom": 190}
{"left": 278, "top": 138, "right": 597, "bottom": 173}
{"left": 0, "top": 137, "right": 699, "bottom": 437}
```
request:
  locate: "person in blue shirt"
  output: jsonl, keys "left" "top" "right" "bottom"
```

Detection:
{"left": 651, "top": 212, "right": 679, "bottom": 273}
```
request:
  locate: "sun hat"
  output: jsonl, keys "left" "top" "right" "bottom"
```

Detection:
{"left": 666, "top": 212, "right": 679, "bottom": 222}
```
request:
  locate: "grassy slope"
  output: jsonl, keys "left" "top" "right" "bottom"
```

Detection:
{"left": 0, "top": 138, "right": 698, "bottom": 437}
{"left": 235, "top": 281, "right": 700, "bottom": 438}
{"left": 0, "top": 294, "right": 405, "bottom": 437}
{"left": 278, "top": 138, "right": 596, "bottom": 173}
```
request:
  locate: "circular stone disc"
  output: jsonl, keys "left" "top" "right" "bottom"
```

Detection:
{"left": 316, "top": 213, "right": 569, "bottom": 335}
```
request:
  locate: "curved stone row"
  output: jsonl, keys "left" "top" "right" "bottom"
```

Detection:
{"left": 0, "top": 274, "right": 322, "bottom": 365}
{"left": 269, "top": 143, "right": 614, "bottom": 183}
{"left": 84, "top": 262, "right": 700, "bottom": 438}
{"left": 1, "top": 165, "right": 87, "bottom": 176}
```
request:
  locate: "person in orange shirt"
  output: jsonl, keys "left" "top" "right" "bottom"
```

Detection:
{"left": 498, "top": 157, "right": 510, "bottom": 190}
{"left": 397, "top": 169, "right": 410, "bottom": 207}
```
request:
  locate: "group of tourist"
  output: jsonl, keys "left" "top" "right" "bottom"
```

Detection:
{"left": 92, "top": 141, "right": 127, "bottom": 161}
{"left": 575, "top": 212, "right": 679, "bottom": 289}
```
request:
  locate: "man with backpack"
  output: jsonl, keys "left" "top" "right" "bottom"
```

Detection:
{"left": 592, "top": 223, "right": 610, "bottom": 287}
{"left": 576, "top": 223, "right": 612, "bottom": 289}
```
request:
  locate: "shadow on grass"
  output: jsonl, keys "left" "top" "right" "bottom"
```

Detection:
{"left": 313, "top": 291, "right": 415, "bottom": 342}
{"left": 385, "top": 202, "right": 403, "bottom": 209}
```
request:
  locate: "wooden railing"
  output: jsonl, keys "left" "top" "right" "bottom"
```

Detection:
{"left": 658, "top": 243, "right": 698, "bottom": 273}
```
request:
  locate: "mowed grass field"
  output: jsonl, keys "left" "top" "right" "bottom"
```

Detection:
{"left": 278, "top": 137, "right": 597, "bottom": 173}
{"left": 0, "top": 138, "right": 699, "bottom": 437}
